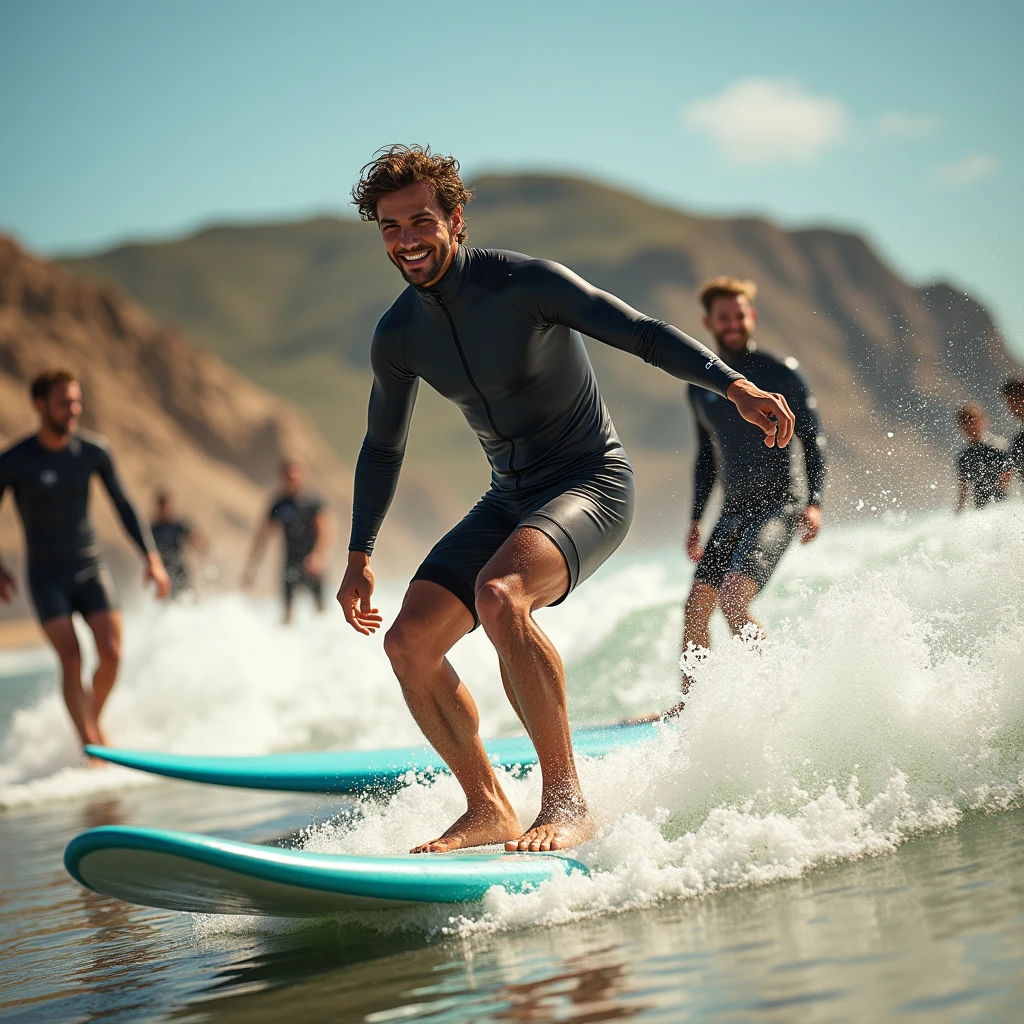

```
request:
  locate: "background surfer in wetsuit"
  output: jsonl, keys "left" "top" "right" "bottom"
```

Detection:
{"left": 0, "top": 368, "right": 170, "bottom": 756}
{"left": 335, "top": 145, "right": 797, "bottom": 855}
{"left": 1001, "top": 380, "right": 1024, "bottom": 486}
{"left": 681, "top": 277, "right": 826, "bottom": 705}
{"left": 150, "top": 489, "right": 206, "bottom": 599}
{"left": 242, "top": 458, "right": 332, "bottom": 624}
{"left": 954, "top": 404, "right": 1011, "bottom": 511}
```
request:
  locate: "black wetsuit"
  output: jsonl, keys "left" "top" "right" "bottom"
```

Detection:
{"left": 269, "top": 492, "right": 325, "bottom": 604}
{"left": 151, "top": 519, "right": 193, "bottom": 597}
{"left": 689, "top": 344, "right": 826, "bottom": 590}
{"left": 349, "top": 245, "right": 742, "bottom": 621}
{"left": 0, "top": 431, "right": 153, "bottom": 623}
{"left": 956, "top": 439, "right": 1010, "bottom": 507}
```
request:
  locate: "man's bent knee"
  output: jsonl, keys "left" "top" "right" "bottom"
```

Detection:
{"left": 383, "top": 616, "right": 446, "bottom": 678}
{"left": 474, "top": 577, "right": 527, "bottom": 636}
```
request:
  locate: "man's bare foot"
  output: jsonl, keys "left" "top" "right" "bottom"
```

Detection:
{"left": 411, "top": 799, "right": 523, "bottom": 854}
{"left": 85, "top": 754, "right": 109, "bottom": 770}
{"left": 506, "top": 801, "right": 596, "bottom": 852}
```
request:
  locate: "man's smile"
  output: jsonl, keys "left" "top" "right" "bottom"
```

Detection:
{"left": 398, "top": 249, "right": 431, "bottom": 263}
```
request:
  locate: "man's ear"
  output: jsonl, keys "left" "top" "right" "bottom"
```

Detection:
{"left": 701, "top": 313, "right": 712, "bottom": 335}
{"left": 750, "top": 306, "right": 758, "bottom": 326}
{"left": 450, "top": 205, "right": 464, "bottom": 238}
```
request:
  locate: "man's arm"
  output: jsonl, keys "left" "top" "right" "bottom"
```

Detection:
{"left": 348, "top": 337, "right": 420, "bottom": 556}
{"left": 530, "top": 260, "right": 795, "bottom": 446}
{"left": 687, "top": 395, "right": 715, "bottom": 563}
{"left": 788, "top": 367, "right": 826, "bottom": 543}
{"left": 954, "top": 453, "right": 970, "bottom": 513}
{"left": 0, "top": 459, "right": 15, "bottom": 601}
{"left": 304, "top": 507, "right": 333, "bottom": 575}
{"left": 339, "top": 325, "right": 418, "bottom": 634}
{"left": 96, "top": 444, "right": 170, "bottom": 598}
{"left": 242, "top": 516, "right": 275, "bottom": 586}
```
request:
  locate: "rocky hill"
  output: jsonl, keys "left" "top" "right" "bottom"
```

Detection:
{"left": 61, "top": 174, "right": 1023, "bottom": 544}
{"left": 0, "top": 237, "right": 422, "bottom": 622}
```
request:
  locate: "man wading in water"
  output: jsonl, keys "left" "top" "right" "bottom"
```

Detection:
{"left": 336, "top": 146, "right": 796, "bottom": 853}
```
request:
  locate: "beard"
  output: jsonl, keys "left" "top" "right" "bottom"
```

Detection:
{"left": 712, "top": 325, "right": 751, "bottom": 351}
{"left": 390, "top": 238, "right": 452, "bottom": 287}
{"left": 43, "top": 411, "right": 74, "bottom": 436}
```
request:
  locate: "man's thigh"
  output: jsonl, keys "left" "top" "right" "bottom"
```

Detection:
{"left": 693, "top": 512, "right": 744, "bottom": 590}
{"left": 476, "top": 526, "right": 571, "bottom": 613}
{"left": 84, "top": 609, "right": 122, "bottom": 658}
{"left": 412, "top": 497, "right": 518, "bottom": 627}
{"left": 41, "top": 615, "right": 80, "bottom": 664}
{"left": 731, "top": 503, "right": 801, "bottom": 589}
{"left": 393, "top": 579, "right": 476, "bottom": 654}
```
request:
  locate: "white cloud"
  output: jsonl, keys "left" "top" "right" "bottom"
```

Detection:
{"left": 934, "top": 152, "right": 999, "bottom": 185}
{"left": 682, "top": 78, "right": 848, "bottom": 166}
{"left": 878, "top": 111, "right": 940, "bottom": 137}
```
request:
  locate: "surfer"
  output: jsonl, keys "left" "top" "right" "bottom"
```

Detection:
{"left": 151, "top": 489, "right": 206, "bottom": 599}
{"left": 242, "top": 458, "right": 332, "bottom": 624}
{"left": 954, "top": 404, "right": 1012, "bottom": 511}
{"left": 0, "top": 368, "right": 170, "bottom": 754}
{"left": 1001, "top": 380, "right": 1024, "bottom": 484}
{"left": 675, "top": 278, "right": 826, "bottom": 706}
{"left": 336, "top": 145, "right": 796, "bottom": 854}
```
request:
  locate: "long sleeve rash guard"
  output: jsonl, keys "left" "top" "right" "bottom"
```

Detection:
{"left": 689, "top": 345, "right": 826, "bottom": 520}
{"left": 349, "top": 246, "right": 743, "bottom": 554}
{"left": 0, "top": 431, "right": 154, "bottom": 567}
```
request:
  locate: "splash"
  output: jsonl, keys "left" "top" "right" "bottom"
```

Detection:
{"left": 4, "top": 506, "right": 1024, "bottom": 929}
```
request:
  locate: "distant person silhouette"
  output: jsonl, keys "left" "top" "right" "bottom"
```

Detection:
{"left": 150, "top": 490, "right": 206, "bottom": 599}
{"left": 0, "top": 369, "right": 170, "bottom": 757}
{"left": 1001, "top": 380, "right": 1024, "bottom": 485}
{"left": 242, "top": 459, "right": 332, "bottom": 624}
{"left": 954, "top": 404, "right": 1011, "bottom": 511}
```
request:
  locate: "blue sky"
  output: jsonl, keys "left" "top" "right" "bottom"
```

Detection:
{"left": 2, "top": 0, "right": 1022, "bottom": 354}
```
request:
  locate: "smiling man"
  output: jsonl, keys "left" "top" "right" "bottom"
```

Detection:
{"left": 336, "top": 145, "right": 796, "bottom": 854}
{"left": 680, "top": 278, "right": 826, "bottom": 701}
{"left": 0, "top": 369, "right": 170, "bottom": 757}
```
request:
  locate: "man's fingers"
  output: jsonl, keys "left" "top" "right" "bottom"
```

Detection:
{"left": 775, "top": 394, "right": 795, "bottom": 447}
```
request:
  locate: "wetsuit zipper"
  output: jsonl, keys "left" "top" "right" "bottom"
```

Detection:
{"left": 438, "top": 301, "right": 522, "bottom": 490}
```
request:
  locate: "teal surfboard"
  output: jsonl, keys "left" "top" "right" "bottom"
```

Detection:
{"left": 84, "top": 721, "right": 658, "bottom": 795}
{"left": 64, "top": 826, "right": 588, "bottom": 915}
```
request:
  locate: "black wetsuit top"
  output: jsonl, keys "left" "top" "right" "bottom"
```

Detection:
{"left": 689, "top": 345, "right": 826, "bottom": 519}
{"left": 956, "top": 440, "right": 1010, "bottom": 507}
{"left": 0, "top": 431, "right": 152, "bottom": 569}
{"left": 269, "top": 492, "right": 323, "bottom": 570}
{"left": 151, "top": 519, "right": 193, "bottom": 590}
{"left": 350, "top": 246, "right": 742, "bottom": 553}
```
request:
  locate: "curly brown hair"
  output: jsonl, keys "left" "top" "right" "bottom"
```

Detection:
{"left": 30, "top": 367, "right": 77, "bottom": 401}
{"left": 351, "top": 144, "right": 473, "bottom": 243}
{"left": 698, "top": 276, "right": 758, "bottom": 314}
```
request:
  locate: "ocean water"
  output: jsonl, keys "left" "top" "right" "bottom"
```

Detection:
{"left": 1, "top": 504, "right": 1023, "bottom": 1021}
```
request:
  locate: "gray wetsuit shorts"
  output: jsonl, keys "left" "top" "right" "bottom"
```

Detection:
{"left": 694, "top": 498, "right": 801, "bottom": 591}
{"left": 413, "top": 450, "right": 635, "bottom": 626}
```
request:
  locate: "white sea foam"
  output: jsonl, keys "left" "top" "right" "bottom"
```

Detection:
{"left": 5, "top": 505, "right": 1024, "bottom": 930}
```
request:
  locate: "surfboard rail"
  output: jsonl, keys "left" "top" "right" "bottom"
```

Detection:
{"left": 84, "top": 721, "right": 660, "bottom": 794}
{"left": 65, "top": 825, "right": 589, "bottom": 915}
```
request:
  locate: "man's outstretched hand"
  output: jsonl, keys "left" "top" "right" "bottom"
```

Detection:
{"left": 726, "top": 379, "right": 795, "bottom": 448}
{"left": 337, "top": 551, "right": 383, "bottom": 635}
